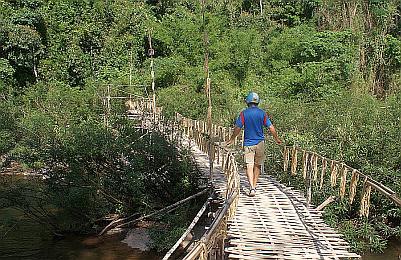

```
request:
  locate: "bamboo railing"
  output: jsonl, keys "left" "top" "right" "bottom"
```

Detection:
{"left": 174, "top": 113, "right": 240, "bottom": 260}
{"left": 282, "top": 145, "right": 401, "bottom": 217}
{"left": 110, "top": 97, "right": 241, "bottom": 259}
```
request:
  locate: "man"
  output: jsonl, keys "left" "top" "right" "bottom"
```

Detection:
{"left": 226, "top": 92, "right": 282, "bottom": 197}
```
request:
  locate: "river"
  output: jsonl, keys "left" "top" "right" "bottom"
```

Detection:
{"left": 0, "top": 208, "right": 161, "bottom": 260}
{"left": 362, "top": 239, "right": 401, "bottom": 260}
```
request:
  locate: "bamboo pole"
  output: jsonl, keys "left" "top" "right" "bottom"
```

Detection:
{"left": 306, "top": 157, "right": 313, "bottom": 207}
{"left": 115, "top": 188, "right": 209, "bottom": 230}
{"left": 106, "top": 85, "right": 111, "bottom": 127}
{"left": 290, "top": 146, "right": 297, "bottom": 176}
{"left": 148, "top": 30, "right": 156, "bottom": 120}
{"left": 162, "top": 200, "right": 210, "bottom": 260}
{"left": 316, "top": 196, "right": 337, "bottom": 211}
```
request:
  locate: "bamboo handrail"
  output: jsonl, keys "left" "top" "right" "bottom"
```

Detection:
{"left": 281, "top": 144, "right": 401, "bottom": 216}
{"left": 182, "top": 190, "right": 239, "bottom": 260}
{"left": 162, "top": 199, "right": 210, "bottom": 260}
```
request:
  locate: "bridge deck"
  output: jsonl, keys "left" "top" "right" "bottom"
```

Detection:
{"left": 189, "top": 143, "right": 360, "bottom": 260}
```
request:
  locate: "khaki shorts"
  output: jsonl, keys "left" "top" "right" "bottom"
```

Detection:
{"left": 244, "top": 141, "right": 265, "bottom": 165}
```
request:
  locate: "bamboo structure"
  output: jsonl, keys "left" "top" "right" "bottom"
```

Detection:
{"left": 283, "top": 146, "right": 290, "bottom": 172}
{"left": 172, "top": 114, "right": 358, "bottom": 259}
{"left": 312, "top": 153, "right": 319, "bottom": 181}
{"left": 349, "top": 169, "right": 359, "bottom": 205}
{"left": 283, "top": 145, "right": 401, "bottom": 219}
{"left": 290, "top": 146, "right": 297, "bottom": 176}
{"left": 101, "top": 89, "right": 400, "bottom": 259}
{"left": 339, "top": 165, "right": 348, "bottom": 199}
{"left": 360, "top": 178, "right": 372, "bottom": 217}
{"left": 330, "top": 161, "right": 339, "bottom": 187}
{"left": 320, "top": 158, "right": 327, "bottom": 189}
{"left": 302, "top": 150, "right": 308, "bottom": 179}
{"left": 148, "top": 31, "right": 157, "bottom": 118}
{"left": 175, "top": 113, "right": 240, "bottom": 260}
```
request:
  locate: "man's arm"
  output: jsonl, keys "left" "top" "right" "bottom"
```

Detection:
{"left": 269, "top": 125, "right": 282, "bottom": 145}
{"left": 226, "top": 126, "right": 241, "bottom": 146}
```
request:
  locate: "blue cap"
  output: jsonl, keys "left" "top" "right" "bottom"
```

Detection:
{"left": 245, "top": 92, "right": 260, "bottom": 104}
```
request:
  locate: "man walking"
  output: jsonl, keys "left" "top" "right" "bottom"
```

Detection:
{"left": 226, "top": 92, "right": 282, "bottom": 197}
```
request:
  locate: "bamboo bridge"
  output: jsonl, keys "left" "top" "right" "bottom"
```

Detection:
{"left": 102, "top": 90, "right": 401, "bottom": 260}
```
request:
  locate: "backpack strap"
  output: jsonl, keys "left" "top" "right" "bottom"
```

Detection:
{"left": 240, "top": 111, "right": 245, "bottom": 126}
{"left": 263, "top": 113, "right": 267, "bottom": 126}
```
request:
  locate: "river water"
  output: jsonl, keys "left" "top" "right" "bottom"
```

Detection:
{"left": 362, "top": 239, "right": 401, "bottom": 260}
{"left": 0, "top": 208, "right": 161, "bottom": 260}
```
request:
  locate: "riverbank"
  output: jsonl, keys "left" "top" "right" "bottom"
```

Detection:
{"left": 362, "top": 239, "right": 401, "bottom": 260}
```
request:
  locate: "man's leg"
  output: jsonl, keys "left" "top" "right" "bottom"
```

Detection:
{"left": 253, "top": 164, "right": 261, "bottom": 188}
{"left": 247, "top": 163, "right": 256, "bottom": 197}
{"left": 244, "top": 146, "right": 256, "bottom": 196}
{"left": 244, "top": 146, "right": 255, "bottom": 189}
{"left": 246, "top": 163, "right": 255, "bottom": 189}
{"left": 253, "top": 141, "right": 265, "bottom": 189}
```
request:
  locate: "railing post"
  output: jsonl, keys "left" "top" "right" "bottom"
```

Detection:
{"left": 105, "top": 85, "right": 111, "bottom": 127}
{"left": 306, "top": 154, "right": 312, "bottom": 207}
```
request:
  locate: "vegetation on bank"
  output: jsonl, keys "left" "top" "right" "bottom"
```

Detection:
{"left": 1, "top": 0, "right": 401, "bottom": 254}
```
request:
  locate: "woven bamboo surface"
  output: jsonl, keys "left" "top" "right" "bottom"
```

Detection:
{"left": 189, "top": 143, "right": 359, "bottom": 260}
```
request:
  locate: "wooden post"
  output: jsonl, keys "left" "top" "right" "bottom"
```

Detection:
{"left": 306, "top": 158, "right": 312, "bottom": 207}
{"left": 316, "top": 196, "right": 336, "bottom": 211}
{"left": 201, "top": 0, "right": 213, "bottom": 184}
{"left": 129, "top": 47, "right": 133, "bottom": 88}
{"left": 148, "top": 30, "right": 156, "bottom": 122}
{"left": 106, "top": 85, "right": 111, "bottom": 127}
{"left": 102, "top": 95, "right": 107, "bottom": 126}
{"left": 220, "top": 238, "right": 225, "bottom": 259}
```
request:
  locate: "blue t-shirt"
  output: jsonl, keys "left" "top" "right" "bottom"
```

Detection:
{"left": 235, "top": 106, "right": 272, "bottom": 146}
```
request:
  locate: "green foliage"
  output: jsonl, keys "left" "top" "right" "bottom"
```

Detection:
{"left": 0, "top": 102, "right": 17, "bottom": 155}
{"left": 338, "top": 220, "right": 387, "bottom": 253}
{"left": 153, "top": 5, "right": 203, "bottom": 63}
{"left": 0, "top": 1, "right": 45, "bottom": 88}
{"left": 266, "top": 0, "right": 322, "bottom": 26}
{"left": 265, "top": 26, "right": 357, "bottom": 99}
{"left": 0, "top": 58, "right": 15, "bottom": 81}
{"left": 2, "top": 83, "right": 201, "bottom": 232}
{"left": 0, "top": 58, "right": 15, "bottom": 97}
{"left": 1, "top": 0, "right": 401, "bottom": 254}
{"left": 149, "top": 202, "right": 204, "bottom": 252}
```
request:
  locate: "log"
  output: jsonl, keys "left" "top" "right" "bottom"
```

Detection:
{"left": 316, "top": 196, "right": 337, "bottom": 211}
{"left": 183, "top": 189, "right": 239, "bottom": 260}
{"left": 367, "top": 180, "right": 401, "bottom": 207}
{"left": 162, "top": 199, "right": 210, "bottom": 260}
{"left": 113, "top": 188, "right": 209, "bottom": 231}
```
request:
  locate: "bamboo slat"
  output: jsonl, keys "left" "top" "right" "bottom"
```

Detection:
{"left": 290, "top": 146, "right": 297, "bottom": 176}
{"left": 349, "top": 169, "right": 359, "bottom": 205}
{"left": 339, "top": 165, "right": 348, "bottom": 199}
{"left": 283, "top": 146, "right": 290, "bottom": 173}
{"left": 319, "top": 158, "right": 327, "bottom": 189}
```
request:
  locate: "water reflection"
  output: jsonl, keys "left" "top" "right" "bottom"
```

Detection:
{"left": 39, "top": 234, "right": 161, "bottom": 260}
{"left": 0, "top": 208, "right": 161, "bottom": 260}
{"left": 362, "top": 239, "right": 401, "bottom": 260}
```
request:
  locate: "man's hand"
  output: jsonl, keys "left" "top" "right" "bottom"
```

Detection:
{"left": 225, "top": 126, "right": 241, "bottom": 147}
{"left": 269, "top": 125, "right": 282, "bottom": 145}
{"left": 275, "top": 138, "right": 283, "bottom": 145}
{"left": 225, "top": 139, "right": 234, "bottom": 147}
